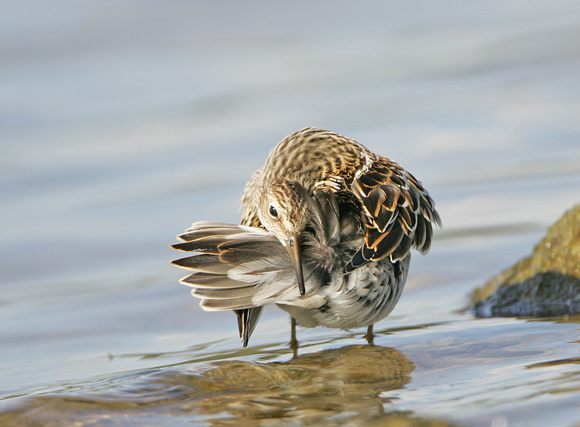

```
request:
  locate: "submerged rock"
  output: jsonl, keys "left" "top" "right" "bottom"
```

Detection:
{"left": 472, "top": 204, "right": 580, "bottom": 317}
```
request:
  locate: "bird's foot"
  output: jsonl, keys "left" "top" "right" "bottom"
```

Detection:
{"left": 290, "top": 317, "right": 299, "bottom": 358}
{"left": 364, "top": 324, "right": 375, "bottom": 346}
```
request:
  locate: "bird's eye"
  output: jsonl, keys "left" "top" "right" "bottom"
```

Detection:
{"left": 269, "top": 204, "right": 278, "bottom": 218}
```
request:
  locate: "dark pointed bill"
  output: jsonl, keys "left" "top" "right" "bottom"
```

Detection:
{"left": 285, "top": 235, "right": 305, "bottom": 296}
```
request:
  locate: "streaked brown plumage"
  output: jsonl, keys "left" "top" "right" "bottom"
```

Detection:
{"left": 172, "top": 128, "right": 441, "bottom": 348}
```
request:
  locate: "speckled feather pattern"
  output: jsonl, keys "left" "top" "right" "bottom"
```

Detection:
{"left": 241, "top": 128, "right": 375, "bottom": 228}
{"left": 242, "top": 128, "right": 440, "bottom": 266}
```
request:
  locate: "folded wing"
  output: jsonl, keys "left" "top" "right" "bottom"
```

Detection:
{"left": 347, "top": 158, "right": 441, "bottom": 272}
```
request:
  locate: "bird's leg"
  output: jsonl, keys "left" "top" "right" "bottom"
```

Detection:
{"left": 364, "top": 324, "right": 375, "bottom": 346}
{"left": 290, "top": 317, "right": 299, "bottom": 357}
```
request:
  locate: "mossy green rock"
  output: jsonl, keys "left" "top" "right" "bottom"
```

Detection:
{"left": 472, "top": 203, "right": 580, "bottom": 317}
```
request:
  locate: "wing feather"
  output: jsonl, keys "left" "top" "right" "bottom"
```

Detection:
{"left": 346, "top": 158, "right": 440, "bottom": 271}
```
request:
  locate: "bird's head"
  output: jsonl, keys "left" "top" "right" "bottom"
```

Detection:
{"left": 258, "top": 180, "right": 309, "bottom": 295}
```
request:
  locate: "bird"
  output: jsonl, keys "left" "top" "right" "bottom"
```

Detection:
{"left": 172, "top": 128, "right": 441, "bottom": 349}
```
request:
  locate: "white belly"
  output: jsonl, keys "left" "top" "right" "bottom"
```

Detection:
{"left": 277, "top": 255, "right": 410, "bottom": 329}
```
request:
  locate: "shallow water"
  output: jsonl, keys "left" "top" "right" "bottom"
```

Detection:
{"left": 2, "top": 1, "right": 580, "bottom": 426}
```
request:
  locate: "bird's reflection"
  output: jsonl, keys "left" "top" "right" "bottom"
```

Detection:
{"left": 5, "top": 345, "right": 417, "bottom": 426}
{"left": 183, "top": 344, "right": 415, "bottom": 424}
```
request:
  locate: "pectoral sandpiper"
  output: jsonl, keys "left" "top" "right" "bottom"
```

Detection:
{"left": 172, "top": 128, "right": 440, "bottom": 349}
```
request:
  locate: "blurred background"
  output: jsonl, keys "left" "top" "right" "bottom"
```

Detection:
{"left": 1, "top": 1, "right": 580, "bottom": 424}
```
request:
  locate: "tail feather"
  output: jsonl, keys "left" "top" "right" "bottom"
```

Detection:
{"left": 172, "top": 223, "right": 295, "bottom": 311}
{"left": 180, "top": 272, "right": 255, "bottom": 289}
{"left": 218, "top": 241, "right": 286, "bottom": 265}
{"left": 176, "top": 221, "right": 248, "bottom": 241}
{"left": 235, "top": 308, "right": 263, "bottom": 347}
{"left": 202, "top": 297, "right": 260, "bottom": 311}
{"left": 172, "top": 254, "right": 231, "bottom": 274}
{"left": 192, "top": 284, "right": 260, "bottom": 300}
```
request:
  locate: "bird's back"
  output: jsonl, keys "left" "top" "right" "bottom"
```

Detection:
{"left": 241, "top": 128, "right": 374, "bottom": 228}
